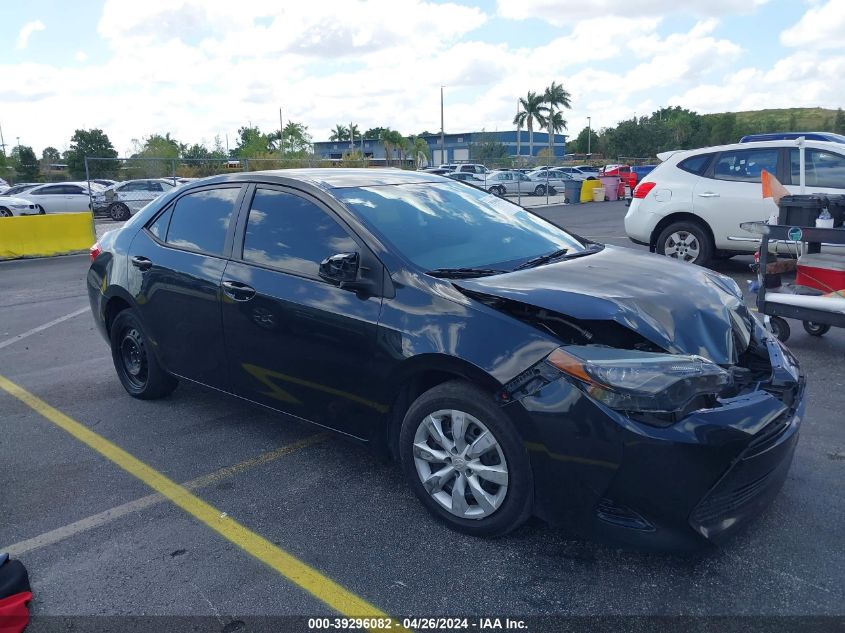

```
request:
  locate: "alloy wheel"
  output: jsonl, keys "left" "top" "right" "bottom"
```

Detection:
{"left": 663, "top": 231, "right": 700, "bottom": 263}
{"left": 0, "top": 209, "right": 12, "bottom": 217}
{"left": 412, "top": 409, "right": 509, "bottom": 519}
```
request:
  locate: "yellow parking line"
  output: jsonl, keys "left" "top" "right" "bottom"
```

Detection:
{"left": 0, "top": 375, "right": 404, "bottom": 631}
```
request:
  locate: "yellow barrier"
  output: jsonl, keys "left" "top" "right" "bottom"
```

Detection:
{"left": 0, "top": 213, "right": 96, "bottom": 260}
{"left": 580, "top": 179, "right": 602, "bottom": 203}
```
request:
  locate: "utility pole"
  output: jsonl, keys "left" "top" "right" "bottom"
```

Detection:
{"left": 440, "top": 86, "right": 445, "bottom": 167}
{"left": 349, "top": 121, "right": 354, "bottom": 151}
{"left": 279, "top": 107, "right": 284, "bottom": 155}
{"left": 0, "top": 122, "right": 6, "bottom": 156}
{"left": 587, "top": 116, "right": 591, "bottom": 158}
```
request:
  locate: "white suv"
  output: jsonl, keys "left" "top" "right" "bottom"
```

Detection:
{"left": 624, "top": 140, "right": 845, "bottom": 266}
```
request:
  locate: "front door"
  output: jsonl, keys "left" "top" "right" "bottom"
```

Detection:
{"left": 127, "top": 185, "right": 245, "bottom": 389}
{"left": 221, "top": 185, "right": 384, "bottom": 439}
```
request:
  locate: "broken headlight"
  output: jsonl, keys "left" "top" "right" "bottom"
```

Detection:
{"left": 547, "top": 346, "right": 730, "bottom": 418}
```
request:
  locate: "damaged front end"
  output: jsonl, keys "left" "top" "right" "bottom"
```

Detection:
{"left": 454, "top": 256, "right": 805, "bottom": 549}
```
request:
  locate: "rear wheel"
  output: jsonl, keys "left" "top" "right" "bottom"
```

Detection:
{"left": 110, "top": 309, "right": 178, "bottom": 399}
{"left": 399, "top": 381, "right": 532, "bottom": 537}
{"left": 37, "top": 205, "right": 45, "bottom": 214}
{"left": 533, "top": 185, "right": 546, "bottom": 196}
{"left": 0, "top": 208, "right": 11, "bottom": 217}
{"left": 802, "top": 321, "right": 831, "bottom": 337}
{"left": 656, "top": 220, "right": 713, "bottom": 267}
{"left": 109, "top": 203, "right": 130, "bottom": 221}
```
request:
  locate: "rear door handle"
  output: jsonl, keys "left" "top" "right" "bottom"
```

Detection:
{"left": 697, "top": 192, "right": 720, "bottom": 198}
{"left": 222, "top": 280, "right": 256, "bottom": 301}
{"left": 131, "top": 256, "right": 153, "bottom": 271}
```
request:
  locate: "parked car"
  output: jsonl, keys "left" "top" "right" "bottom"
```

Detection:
{"left": 625, "top": 139, "right": 845, "bottom": 266}
{"left": 92, "top": 179, "right": 178, "bottom": 220}
{"left": 0, "top": 183, "right": 40, "bottom": 197}
{"left": 91, "top": 179, "right": 117, "bottom": 187}
{"left": 447, "top": 172, "right": 486, "bottom": 186}
{"left": 88, "top": 168, "right": 805, "bottom": 548}
{"left": 0, "top": 195, "right": 41, "bottom": 217}
{"left": 451, "top": 164, "right": 489, "bottom": 175}
{"left": 631, "top": 165, "right": 657, "bottom": 183}
{"left": 422, "top": 168, "right": 451, "bottom": 175}
{"left": 18, "top": 182, "right": 103, "bottom": 214}
{"left": 485, "top": 170, "right": 535, "bottom": 195}
{"left": 740, "top": 132, "right": 845, "bottom": 144}
{"left": 525, "top": 169, "right": 578, "bottom": 195}
{"left": 600, "top": 164, "right": 637, "bottom": 189}
{"left": 531, "top": 167, "right": 587, "bottom": 182}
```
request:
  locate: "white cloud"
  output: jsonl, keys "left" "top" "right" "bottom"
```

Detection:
{"left": 497, "top": 0, "right": 770, "bottom": 23}
{"left": 781, "top": 0, "right": 845, "bottom": 49}
{"left": 16, "top": 20, "right": 45, "bottom": 50}
{"left": 74, "top": 51, "right": 88, "bottom": 62}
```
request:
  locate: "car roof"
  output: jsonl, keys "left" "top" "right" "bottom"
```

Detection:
{"left": 174, "top": 168, "right": 445, "bottom": 192}
{"left": 659, "top": 139, "right": 845, "bottom": 163}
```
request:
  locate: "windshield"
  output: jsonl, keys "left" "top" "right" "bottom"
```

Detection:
{"left": 338, "top": 182, "right": 586, "bottom": 271}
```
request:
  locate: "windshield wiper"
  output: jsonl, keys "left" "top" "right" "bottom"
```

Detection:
{"left": 514, "top": 248, "right": 569, "bottom": 271}
{"left": 426, "top": 267, "right": 508, "bottom": 279}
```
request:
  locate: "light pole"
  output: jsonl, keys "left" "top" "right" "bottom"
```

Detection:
{"left": 440, "top": 85, "right": 445, "bottom": 167}
{"left": 586, "top": 117, "right": 591, "bottom": 158}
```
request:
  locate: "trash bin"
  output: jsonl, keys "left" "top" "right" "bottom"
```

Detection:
{"left": 599, "top": 176, "right": 620, "bottom": 201}
{"left": 564, "top": 180, "right": 581, "bottom": 204}
{"left": 592, "top": 187, "right": 606, "bottom": 202}
{"left": 778, "top": 195, "right": 826, "bottom": 226}
{"left": 580, "top": 179, "right": 601, "bottom": 203}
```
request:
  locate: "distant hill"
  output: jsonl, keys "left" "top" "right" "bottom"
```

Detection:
{"left": 704, "top": 107, "right": 843, "bottom": 134}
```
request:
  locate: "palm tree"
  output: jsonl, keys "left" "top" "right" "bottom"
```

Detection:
{"left": 348, "top": 123, "right": 360, "bottom": 149}
{"left": 329, "top": 124, "right": 349, "bottom": 142}
{"left": 410, "top": 136, "right": 430, "bottom": 168}
{"left": 544, "top": 81, "right": 572, "bottom": 158}
{"left": 513, "top": 91, "right": 547, "bottom": 159}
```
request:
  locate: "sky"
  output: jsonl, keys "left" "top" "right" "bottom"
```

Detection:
{"left": 1, "top": 0, "right": 843, "bottom": 156}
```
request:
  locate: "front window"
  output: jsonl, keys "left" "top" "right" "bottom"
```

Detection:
{"left": 338, "top": 182, "right": 586, "bottom": 270}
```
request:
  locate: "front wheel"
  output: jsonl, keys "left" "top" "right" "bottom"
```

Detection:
{"left": 655, "top": 221, "right": 713, "bottom": 267}
{"left": 533, "top": 185, "right": 546, "bottom": 196}
{"left": 37, "top": 205, "right": 45, "bottom": 214}
{"left": 769, "top": 316, "right": 791, "bottom": 343}
{"left": 110, "top": 309, "right": 178, "bottom": 399}
{"left": 399, "top": 381, "right": 533, "bottom": 537}
{"left": 0, "top": 208, "right": 12, "bottom": 217}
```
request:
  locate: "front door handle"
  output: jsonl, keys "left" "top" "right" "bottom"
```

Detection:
{"left": 131, "top": 256, "right": 153, "bottom": 271}
{"left": 222, "top": 280, "right": 256, "bottom": 301}
{"left": 697, "top": 192, "right": 720, "bottom": 198}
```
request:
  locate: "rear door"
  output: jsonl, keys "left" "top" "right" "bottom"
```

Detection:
{"left": 64, "top": 184, "right": 90, "bottom": 211}
{"left": 693, "top": 147, "right": 781, "bottom": 250}
{"left": 26, "top": 184, "right": 67, "bottom": 212}
{"left": 221, "top": 184, "right": 384, "bottom": 438}
{"left": 127, "top": 184, "right": 245, "bottom": 389}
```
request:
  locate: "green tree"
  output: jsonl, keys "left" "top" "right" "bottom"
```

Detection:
{"left": 183, "top": 143, "right": 212, "bottom": 160}
{"left": 281, "top": 121, "right": 312, "bottom": 155}
{"left": 329, "top": 124, "right": 349, "bottom": 142}
{"left": 409, "top": 136, "right": 430, "bottom": 168}
{"left": 137, "top": 133, "right": 181, "bottom": 159}
{"left": 543, "top": 81, "right": 572, "bottom": 157}
{"left": 41, "top": 146, "right": 61, "bottom": 164}
{"left": 513, "top": 91, "right": 547, "bottom": 158}
{"left": 349, "top": 123, "right": 360, "bottom": 147}
{"left": 380, "top": 129, "right": 402, "bottom": 166}
{"left": 707, "top": 113, "right": 736, "bottom": 145}
{"left": 65, "top": 128, "right": 118, "bottom": 179}
{"left": 235, "top": 126, "right": 270, "bottom": 158}
{"left": 13, "top": 146, "right": 40, "bottom": 181}
{"left": 570, "top": 126, "right": 599, "bottom": 154}
{"left": 363, "top": 127, "right": 389, "bottom": 140}
{"left": 834, "top": 108, "right": 845, "bottom": 135}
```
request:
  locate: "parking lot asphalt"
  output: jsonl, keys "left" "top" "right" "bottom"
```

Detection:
{"left": 1, "top": 203, "right": 844, "bottom": 626}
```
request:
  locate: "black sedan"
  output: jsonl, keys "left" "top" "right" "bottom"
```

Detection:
{"left": 87, "top": 169, "right": 805, "bottom": 549}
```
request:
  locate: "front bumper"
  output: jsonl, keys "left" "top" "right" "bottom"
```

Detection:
{"left": 508, "top": 337, "right": 805, "bottom": 550}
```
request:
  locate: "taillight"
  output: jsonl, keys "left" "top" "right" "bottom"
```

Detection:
{"left": 89, "top": 242, "right": 102, "bottom": 262}
{"left": 633, "top": 181, "right": 657, "bottom": 199}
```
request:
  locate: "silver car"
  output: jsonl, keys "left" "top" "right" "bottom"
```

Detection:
{"left": 0, "top": 195, "right": 41, "bottom": 217}
{"left": 526, "top": 169, "right": 581, "bottom": 195}
{"left": 484, "top": 170, "right": 537, "bottom": 195}
{"left": 92, "top": 179, "right": 177, "bottom": 220}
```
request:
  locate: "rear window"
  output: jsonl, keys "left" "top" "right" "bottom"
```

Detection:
{"left": 713, "top": 149, "right": 778, "bottom": 183}
{"left": 678, "top": 154, "right": 713, "bottom": 175}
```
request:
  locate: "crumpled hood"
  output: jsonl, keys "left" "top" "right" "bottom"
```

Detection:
{"left": 454, "top": 246, "right": 752, "bottom": 365}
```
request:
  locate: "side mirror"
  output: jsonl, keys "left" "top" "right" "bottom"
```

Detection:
{"left": 319, "top": 252, "right": 374, "bottom": 293}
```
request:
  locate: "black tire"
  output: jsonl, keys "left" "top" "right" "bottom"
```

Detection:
{"left": 399, "top": 380, "right": 533, "bottom": 537}
{"left": 110, "top": 309, "right": 178, "bottom": 399}
{"left": 487, "top": 186, "right": 499, "bottom": 195}
{"left": 109, "top": 203, "right": 130, "bottom": 221}
{"left": 534, "top": 185, "right": 546, "bottom": 196}
{"left": 37, "top": 205, "right": 45, "bottom": 214}
{"left": 802, "top": 321, "right": 831, "bottom": 337}
{"left": 769, "top": 316, "right": 791, "bottom": 343}
{"left": 0, "top": 208, "right": 11, "bottom": 217}
{"left": 655, "top": 220, "right": 713, "bottom": 267}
